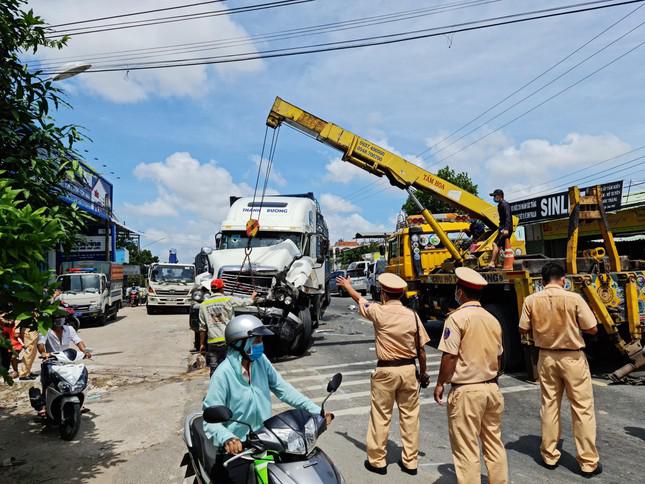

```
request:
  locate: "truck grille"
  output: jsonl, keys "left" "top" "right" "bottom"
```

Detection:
{"left": 154, "top": 289, "right": 190, "bottom": 296}
{"left": 220, "top": 271, "right": 274, "bottom": 296}
{"left": 72, "top": 304, "right": 91, "bottom": 311}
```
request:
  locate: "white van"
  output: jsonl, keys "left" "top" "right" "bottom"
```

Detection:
{"left": 346, "top": 261, "right": 370, "bottom": 296}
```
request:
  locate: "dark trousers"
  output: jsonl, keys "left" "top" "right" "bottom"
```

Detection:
{"left": 215, "top": 453, "right": 254, "bottom": 484}
{"left": 206, "top": 343, "right": 227, "bottom": 376}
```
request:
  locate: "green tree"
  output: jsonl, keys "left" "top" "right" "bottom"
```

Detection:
{"left": 401, "top": 165, "right": 479, "bottom": 214}
{"left": 1, "top": 1, "right": 87, "bottom": 381}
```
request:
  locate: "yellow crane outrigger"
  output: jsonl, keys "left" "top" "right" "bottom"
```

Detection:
{"left": 267, "top": 97, "right": 518, "bottom": 266}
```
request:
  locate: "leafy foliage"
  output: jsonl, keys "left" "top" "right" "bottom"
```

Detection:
{"left": 1, "top": 1, "right": 87, "bottom": 381}
{"left": 402, "top": 165, "right": 479, "bottom": 214}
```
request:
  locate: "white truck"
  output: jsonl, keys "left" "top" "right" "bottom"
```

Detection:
{"left": 194, "top": 193, "right": 330, "bottom": 355}
{"left": 147, "top": 263, "right": 196, "bottom": 314}
{"left": 57, "top": 261, "right": 124, "bottom": 326}
{"left": 346, "top": 260, "right": 370, "bottom": 296}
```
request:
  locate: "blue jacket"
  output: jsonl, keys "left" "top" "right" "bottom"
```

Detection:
{"left": 203, "top": 348, "right": 322, "bottom": 447}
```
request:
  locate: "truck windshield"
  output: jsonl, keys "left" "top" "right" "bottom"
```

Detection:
{"left": 220, "top": 231, "right": 302, "bottom": 250}
{"left": 150, "top": 266, "right": 195, "bottom": 284}
{"left": 347, "top": 268, "right": 366, "bottom": 278}
{"left": 57, "top": 275, "right": 100, "bottom": 293}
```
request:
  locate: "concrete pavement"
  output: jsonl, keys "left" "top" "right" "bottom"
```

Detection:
{"left": 1, "top": 298, "right": 644, "bottom": 483}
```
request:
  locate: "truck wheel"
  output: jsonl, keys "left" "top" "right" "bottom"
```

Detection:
{"left": 109, "top": 303, "right": 118, "bottom": 321}
{"left": 484, "top": 303, "right": 522, "bottom": 372}
{"left": 98, "top": 309, "right": 107, "bottom": 326}
{"left": 291, "top": 308, "right": 313, "bottom": 356}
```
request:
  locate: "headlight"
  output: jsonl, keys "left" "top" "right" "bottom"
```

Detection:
{"left": 88, "top": 304, "right": 99, "bottom": 311}
{"left": 278, "top": 293, "right": 285, "bottom": 302}
{"left": 304, "top": 417, "right": 318, "bottom": 451}
{"left": 284, "top": 296, "right": 293, "bottom": 305}
{"left": 271, "top": 427, "right": 307, "bottom": 455}
{"left": 71, "top": 380, "right": 86, "bottom": 393}
{"left": 58, "top": 381, "right": 72, "bottom": 393}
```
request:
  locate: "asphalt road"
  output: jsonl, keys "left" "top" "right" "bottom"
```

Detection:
{"left": 1, "top": 297, "right": 644, "bottom": 483}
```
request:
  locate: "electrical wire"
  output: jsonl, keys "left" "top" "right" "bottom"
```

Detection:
{"left": 36, "top": 0, "right": 497, "bottom": 70}
{"left": 47, "top": 0, "right": 314, "bottom": 38}
{"left": 48, "top": 0, "right": 228, "bottom": 28}
{"left": 416, "top": 1, "right": 645, "bottom": 161}
{"left": 41, "top": 0, "right": 645, "bottom": 75}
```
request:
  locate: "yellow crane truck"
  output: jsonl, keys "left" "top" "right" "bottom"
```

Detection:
{"left": 265, "top": 97, "right": 645, "bottom": 381}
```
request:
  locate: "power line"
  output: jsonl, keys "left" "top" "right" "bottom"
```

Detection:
{"left": 36, "top": 0, "right": 497, "bottom": 70}
{"left": 47, "top": 0, "right": 314, "bottom": 38}
{"left": 505, "top": 144, "right": 645, "bottom": 199}
{"left": 48, "top": 0, "right": 228, "bottom": 28}
{"left": 431, "top": 37, "right": 645, "bottom": 165}
{"left": 416, "top": 1, "right": 645, "bottom": 161}
{"left": 41, "top": 0, "right": 645, "bottom": 75}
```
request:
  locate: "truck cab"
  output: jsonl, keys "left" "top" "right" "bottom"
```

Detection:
{"left": 194, "top": 193, "right": 330, "bottom": 356}
{"left": 346, "top": 261, "right": 370, "bottom": 296}
{"left": 57, "top": 262, "right": 123, "bottom": 325}
{"left": 147, "top": 263, "right": 196, "bottom": 314}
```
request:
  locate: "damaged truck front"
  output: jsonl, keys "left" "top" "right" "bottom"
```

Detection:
{"left": 194, "top": 193, "right": 330, "bottom": 355}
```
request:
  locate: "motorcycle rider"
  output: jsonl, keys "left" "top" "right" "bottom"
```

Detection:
{"left": 198, "top": 279, "right": 257, "bottom": 376}
{"left": 203, "top": 315, "right": 333, "bottom": 483}
{"left": 35, "top": 314, "right": 91, "bottom": 416}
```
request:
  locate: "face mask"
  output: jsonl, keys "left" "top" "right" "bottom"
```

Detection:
{"left": 245, "top": 339, "right": 264, "bottom": 361}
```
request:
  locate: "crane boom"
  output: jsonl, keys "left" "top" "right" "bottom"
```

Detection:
{"left": 267, "top": 97, "right": 519, "bottom": 263}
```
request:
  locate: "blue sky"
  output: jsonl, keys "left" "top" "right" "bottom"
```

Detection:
{"left": 30, "top": 0, "right": 645, "bottom": 261}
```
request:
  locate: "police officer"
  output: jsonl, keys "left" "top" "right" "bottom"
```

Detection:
{"left": 519, "top": 262, "right": 601, "bottom": 478}
{"left": 488, "top": 188, "right": 513, "bottom": 269}
{"left": 337, "top": 272, "right": 430, "bottom": 476}
{"left": 434, "top": 267, "right": 508, "bottom": 484}
{"left": 199, "top": 279, "right": 257, "bottom": 376}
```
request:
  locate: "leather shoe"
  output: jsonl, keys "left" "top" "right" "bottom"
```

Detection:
{"left": 541, "top": 461, "right": 558, "bottom": 470}
{"left": 397, "top": 459, "right": 417, "bottom": 475}
{"left": 581, "top": 463, "right": 603, "bottom": 478}
{"left": 364, "top": 460, "right": 387, "bottom": 475}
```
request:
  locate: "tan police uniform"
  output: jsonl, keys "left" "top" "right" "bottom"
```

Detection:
{"left": 438, "top": 268, "right": 508, "bottom": 484}
{"left": 359, "top": 273, "right": 430, "bottom": 470}
{"left": 519, "top": 283, "right": 599, "bottom": 473}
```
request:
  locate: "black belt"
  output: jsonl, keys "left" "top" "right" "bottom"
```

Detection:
{"left": 539, "top": 348, "right": 582, "bottom": 352}
{"left": 451, "top": 377, "right": 498, "bottom": 388}
{"left": 377, "top": 358, "right": 415, "bottom": 368}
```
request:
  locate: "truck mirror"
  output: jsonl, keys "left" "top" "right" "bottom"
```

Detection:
{"left": 214, "top": 232, "right": 222, "bottom": 250}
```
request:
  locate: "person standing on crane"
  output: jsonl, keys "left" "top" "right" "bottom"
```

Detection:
{"left": 519, "top": 262, "right": 602, "bottom": 478}
{"left": 337, "top": 272, "right": 430, "bottom": 476}
{"left": 434, "top": 267, "right": 508, "bottom": 484}
{"left": 199, "top": 279, "right": 257, "bottom": 376}
{"left": 487, "top": 189, "right": 513, "bottom": 269}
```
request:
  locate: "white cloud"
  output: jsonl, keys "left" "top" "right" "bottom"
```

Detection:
{"left": 131, "top": 151, "right": 252, "bottom": 223}
{"left": 320, "top": 193, "right": 359, "bottom": 213}
{"left": 29, "top": 0, "right": 263, "bottom": 102}
{"left": 123, "top": 199, "right": 177, "bottom": 217}
{"left": 251, "top": 155, "right": 287, "bottom": 187}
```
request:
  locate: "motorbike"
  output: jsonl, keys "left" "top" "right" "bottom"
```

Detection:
{"left": 181, "top": 373, "right": 345, "bottom": 483}
{"left": 28, "top": 348, "right": 89, "bottom": 440}
{"left": 129, "top": 289, "right": 139, "bottom": 307}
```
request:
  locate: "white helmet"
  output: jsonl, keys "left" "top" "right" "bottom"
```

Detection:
{"left": 225, "top": 315, "right": 273, "bottom": 345}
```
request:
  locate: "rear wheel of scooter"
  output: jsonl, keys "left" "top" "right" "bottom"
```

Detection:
{"left": 291, "top": 308, "right": 313, "bottom": 356}
{"left": 59, "top": 402, "right": 81, "bottom": 441}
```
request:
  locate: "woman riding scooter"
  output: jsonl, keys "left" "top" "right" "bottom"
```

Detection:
{"left": 203, "top": 315, "right": 333, "bottom": 483}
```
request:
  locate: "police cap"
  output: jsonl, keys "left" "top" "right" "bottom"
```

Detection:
{"left": 455, "top": 267, "right": 488, "bottom": 290}
{"left": 377, "top": 273, "right": 407, "bottom": 292}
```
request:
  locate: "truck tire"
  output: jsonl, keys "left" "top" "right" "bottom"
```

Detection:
{"left": 291, "top": 308, "right": 313, "bottom": 356}
{"left": 484, "top": 303, "right": 523, "bottom": 372}
{"left": 98, "top": 308, "right": 107, "bottom": 326}
{"left": 109, "top": 302, "right": 119, "bottom": 321}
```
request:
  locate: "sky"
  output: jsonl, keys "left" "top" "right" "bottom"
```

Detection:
{"left": 28, "top": 0, "right": 645, "bottom": 261}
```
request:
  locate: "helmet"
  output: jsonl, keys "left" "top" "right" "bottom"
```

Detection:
{"left": 210, "top": 278, "right": 225, "bottom": 291}
{"left": 225, "top": 315, "right": 274, "bottom": 345}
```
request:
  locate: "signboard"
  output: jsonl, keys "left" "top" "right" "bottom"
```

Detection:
{"left": 73, "top": 235, "right": 107, "bottom": 253}
{"left": 510, "top": 181, "right": 623, "bottom": 224}
{"left": 60, "top": 162, "right": 113, "bottom": 219}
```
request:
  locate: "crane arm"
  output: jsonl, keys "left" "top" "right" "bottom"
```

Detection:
{"left": 267, "top": 97, "right": 518, "bottom": 262}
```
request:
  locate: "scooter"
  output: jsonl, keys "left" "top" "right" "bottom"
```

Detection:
{"left": 129, "top": 289, "right": 139, "bottom": 307}
{"left": 28, "top": 348, "right": 89, "bottom": 440}
{"left": 181, "top": 373, "right": 345, "bottom": 483}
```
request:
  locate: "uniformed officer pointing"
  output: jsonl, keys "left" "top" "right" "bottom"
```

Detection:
{"left": 337, "top": 272, "right": 430, "bottom": 476}
{"left": 434, "top": 267, "right": 508, "bottom": 484}
{"left": 519, "top": 262, "right": 601, "bottom": 478}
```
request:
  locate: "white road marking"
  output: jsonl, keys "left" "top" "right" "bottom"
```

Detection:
{"left": 331, "top": 384, "right": 538, "bottom": 417}
{"left": 286, "top": 360, "right": 441, "bottom": 384}
{"left": 279, "top": 354, "right": 441, "bottom": 375}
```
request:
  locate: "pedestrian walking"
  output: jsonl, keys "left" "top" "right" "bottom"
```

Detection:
{"left": 337, "top": 272, "right": 430, "bottom": 476}
{"left": 434, "top": 267, "right": 508, "bottom": 484}
{"left": 198, "top": 279, "right": 257, "bottom": 376}
{"left": 519, "top": 262, "right": 602, "bottom": 478}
